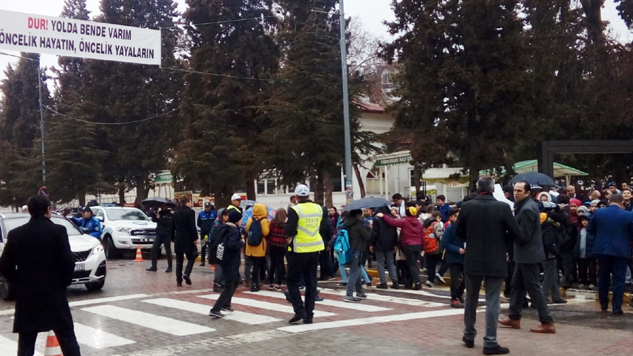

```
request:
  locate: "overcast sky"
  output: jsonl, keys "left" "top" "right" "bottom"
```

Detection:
{"left": 0, "top": 0, "right": 631, "bottom": 86}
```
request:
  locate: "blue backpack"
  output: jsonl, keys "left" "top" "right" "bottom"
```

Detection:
{"left": 333, "top": 228, "right": 352, "bottom": 265}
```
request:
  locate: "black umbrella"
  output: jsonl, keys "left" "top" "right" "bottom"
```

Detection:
{"left": 344, "top": 196, "right": 391, "bottom": 211}
{"left": 142, "top": 197, "right": 176, "bottom": 208}
{"left": 509, "top": 172, "right": 555, "bottom": 186}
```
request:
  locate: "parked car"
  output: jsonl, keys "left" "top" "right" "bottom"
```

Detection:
{"left": 0, "top": 213, "right": 107, "bottom": 299}
{"left": 90, "top": 206, "right": 157, "bottom": 259}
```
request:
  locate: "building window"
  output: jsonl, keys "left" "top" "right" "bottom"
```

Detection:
{"left": 266, "top": 180, "right": 276, "bottom": 195}
{"left": 257, "top": 181, "right": 265, "bottom": 195}
{"left": 333, "top": 173, "right": 342, "bottom": 192}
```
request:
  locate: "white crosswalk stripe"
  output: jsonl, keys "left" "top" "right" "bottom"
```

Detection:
{"left": 319, "top": 289, "right": 445, "bottom": 307}
{"left": 0, "top": 335, "right": 43, "bottom": 356}
{"left": 143, "top": 298, "right": 282, "bottom": 325}
{"left": 245, "top": 291, "right": 393, "bottom": 312}
{"left": 198, "top": 294, "right": 337, "bottom": 317}
{"left": 73, "top": 322, "right": 136, "bottom": 348}
{"left": 82, "top": 305, "right": 215, "bottom": 336}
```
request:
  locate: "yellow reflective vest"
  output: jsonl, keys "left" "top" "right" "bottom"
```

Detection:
{"left": 289, "top": 203, "right": 325, "bottom": 253}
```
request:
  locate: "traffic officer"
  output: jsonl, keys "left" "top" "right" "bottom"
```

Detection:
{"left": 227, "top": 194, "right": 243, "bottom": 212}
{"left": 71, "top": 207, "right": 102, "bottom": 239}
{"left": 197, "top": 202, "right": 216, "bottom": 267}
{"left": 285, "top": 184, "right": 331, "bottom": 324}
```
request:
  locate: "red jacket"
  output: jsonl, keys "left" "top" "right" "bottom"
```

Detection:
{"left": 383, "top": 215, "right": 425, "bottom": 248}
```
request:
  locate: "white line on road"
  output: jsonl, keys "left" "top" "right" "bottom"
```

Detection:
{"left": 246, "top": 290, "right": 393, "bottom": 312}
{"left": 199, "top": 294, "right": 337, "bottom": 317}
{"left": 143, "top": 298, "right": 282, "bottom": 325}
{"left": 319, "top": 289, "right": 445, "bottom": 307}
{"left": 82, "top": 305, "right": 215, "bottom": 336}
{"left": 0, "top": 335, "right": 43, "bottom": 356}
{"left": 69, "top": 294, "right": 150, "bottom": 307}
{"left": 73, "top": 322, "right": 136, "bottom": 349}
{"left": 381, "top": 287, "right": 487, "bottom": 301}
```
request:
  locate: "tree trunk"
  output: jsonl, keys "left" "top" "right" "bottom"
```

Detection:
{"left": 323, "top": 170, "right": 334, "bottom": 208}
{"left": 77, "top": 188, "right": 86, "bottom": 207}
{"left": 467, "top": 111, "right": 480, "bottom": 192}
{"left": 118, "top": 185, "right": 126, "bottom": 205}
{"left": 136, "top": 176, "right": 148, "bottom": 203}
{"left": 313, "top": 173, "right": 324, "bottom": 206}
{"left": 213, "top": 187, "right": 232, "bottom": 209}
{"left": 245, "top": 178, "right": 256, "bottom": 201}
{"left": 353, "top": 164, "right": 366, "bottom": 198}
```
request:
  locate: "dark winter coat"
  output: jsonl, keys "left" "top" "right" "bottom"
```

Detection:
{"left": 171, "top": 206, "right": 198, "bottom": 254}
{"left": 573, "top": 227, "right": 596, "bottom": 259}
{"left": 442, "top": 223, "right": 464, "bottom": 265}
{"left": 217, "top": 224, "right": 245, "bottom": 282}
{"left": 455, "top": 194, "right": 525, "bottom": 278}
{"left": 153, "top": 210, "right": 174, "bottom": 240}
{"left": 344, "top": 216, "right": 373, "bottom": 252}
{"left": 0, "top": 217, "right": 75, "bottom": 333}
{"left": 513, "top": 198, "right": 545, "bottom": 264}
{"left": 371, "top": 209, "right": 398, "bottom": 251}
{"left": 541, "top": 219, "right": 560, "bottom": 260}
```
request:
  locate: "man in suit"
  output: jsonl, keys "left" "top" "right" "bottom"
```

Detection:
{"left": 455, "top": 177, "right": 524, "bottom": 356}
{"left": 0, "top": 195, "right": 80, "bottom": 356}
{"left": 587, "top": 193, "right": 633, "bottom": 314}
{"left": 171, "top": 197, "right": 199, "bottom": 287}
{"left": 499, "top": 181, "right": 555, "bottom": 334}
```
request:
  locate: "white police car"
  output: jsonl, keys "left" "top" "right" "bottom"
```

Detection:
{"left": 90, "top": 207, "right": 157, "bottom": 259}
{"left": 0, "top": 213, "right": 107, "bottom": 299}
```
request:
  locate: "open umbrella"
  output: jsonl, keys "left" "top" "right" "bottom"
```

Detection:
{"left": 344, "top": 196, "right": 391, "bottom": 211}
{"left": 509, "top": 172, "right": 555, "bottom": 186}
{"left": 142, "top": 197, "right": 176, "bottom": 208}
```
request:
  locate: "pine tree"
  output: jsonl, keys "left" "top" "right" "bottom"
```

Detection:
{"left": 382, "top": 0, "right": 530, "bottom": 188}
{"left": 172, "top": 0, "right": 279, "bottom": 206}
{"left": 82, "top": 0, "right": 182, "bottom": 204}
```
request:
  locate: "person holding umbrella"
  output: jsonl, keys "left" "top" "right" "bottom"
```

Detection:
{"left": 147, "top": 204, "right": 175, "bottom": 273}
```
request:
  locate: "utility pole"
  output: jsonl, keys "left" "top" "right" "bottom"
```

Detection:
{"left": 339, "top": 0, "right": 353, "bottom": 204}
{"left": 37, "top": 57, "right": 46, "bottom": 183}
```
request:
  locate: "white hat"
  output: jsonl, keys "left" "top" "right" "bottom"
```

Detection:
{"left": 230, "top": 194, "right": 242, "bottom": 201}
{"left": 294, "top": 184, "right": 310, "bottom": 197}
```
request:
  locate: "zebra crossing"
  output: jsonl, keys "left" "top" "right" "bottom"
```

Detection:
{"left": 0, "top": 287, "right": 485, "bottom": 354}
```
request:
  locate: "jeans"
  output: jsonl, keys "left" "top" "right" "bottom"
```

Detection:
{"left": 176, "top": 249, "right": 197, "bottom": 282}
{"left": 340, "top": 263, "right": 370, "bottom": 284}
{"left": 347, "top": 249, "right": 365, "bottom": 297}
{"left": 577, "top": 258, "right": 597, "bottom": 285}
{"left": 286, "top": 251, "right": 320, "bottom": 318}
{"left": 542, "top": 259, "right": 563, "bottom": 301}
{"left": 426, "top": 253, "right": 441, "bottom": 283}
{"left": 375, "top": 250, "right": 398, "bottom": 284}
{"left": 449, "top": 264, "right": 465, "bottom": 300}
{"left": 19, "top": 327, "right": 81, "bottom": 356}
{"left": 213, "top": 264, "right": 223, "bottom": 286}
{"left": 464, "top": 275, "right": 504, "bottom": 348}
{"left": 268, "top": 245, "right": 286, "bottom": 285}
{"left": 509, "top": 263, "right": 553, "bottom": 324}
{"left": 402, "top": 244, "right": 422, "bottom": 286}
{"left": 597, "top": 255, "right": 629, "bottom": 311}
{"left": 150, "top": 234, "right": 172, "bottom": 269}
{"left": 210, "top": 279, "right": 238, "bottom": 312}
{"left": 250, "top": 256, "right": 266, "bottom": 288}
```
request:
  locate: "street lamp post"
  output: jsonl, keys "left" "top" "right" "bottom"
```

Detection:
{"left": 338, "top": 0, "right": 353, "bottom": 204}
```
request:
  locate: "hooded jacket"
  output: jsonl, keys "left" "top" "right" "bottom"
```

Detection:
{"left": 343, "top": 216, "right": 372, "bottom": 252}
{"left": 382, "top": 214, "right": 425, "bottom": 248}
{"left": 245, "top": 203, "right": 269, "bottom": 257}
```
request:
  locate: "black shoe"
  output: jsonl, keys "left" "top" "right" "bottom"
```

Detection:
{"left": 483, "top": 345, "right": 510, "bottom": 355}
{"left": 146, "top": 267, "right": 157, "bottom": 272}
{"left": 601, "top": 304, "right": 609, "bottom": 312}
{"left": 413, "top": 282, "right": 422, "bottom": 290}
{"left": 339, "top": 282, "right": 347, "bottom": 287}
{"left": 377, "top": 283, "right": 388, "bottom": 289}
{"left": 183, "top": 275, "right": 192, "bottom": 285}
{"left": 462, "top": 336, "right": 474, "bottom": 349}
{"left": 289, "top": 314, "right": 304, "bottom": 324}
{"left": 213, "top": 284, "right": 222, "bottom": 293}
{"left": 613, "top": 309, "right": 624, "bottom": 315}
{"left": 177, "top": 281, "right": 182, "bottom": 287}
{"left": 250, "top": 285, "right": 260, "bottom": 292}
{"left": 165, "top": 267, "right": 172, "bottom": 273}
{"left": 200, "top": 262, "right": 205, "bottom": 267}
{"left": 303, "top": 317, "right": 313, "bottom": 324}
{"left": 209, "top": 310, "right": 224, "bottom": 319}
{"left": 221, "top": 306, "right": 234, "bottom": 312}
{"left": 391, "top": 282, "right": 400, "bottom": 290}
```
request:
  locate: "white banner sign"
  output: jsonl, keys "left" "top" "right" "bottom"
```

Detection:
{"left": 0, "top": 10, "right": 161, "bottom": 65}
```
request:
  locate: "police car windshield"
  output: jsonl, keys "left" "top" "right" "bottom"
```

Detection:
{"left": 105, "top": 209, "right": 148, "bottom": 221}
{"left": 3, "top": 217, "right": 82, "bottom": 236}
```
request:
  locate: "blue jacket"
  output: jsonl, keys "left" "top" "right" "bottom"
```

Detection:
{"left": 573, "top": 227, "right": 596, "bottom": 259}
{"left": 71, "top": 216, "right": 102, "bottom": 239}
{"left": 441, "top": 223, "right": 464, "bottom": 265}
{"left": 587, "top": 205, "right": 633, "bottom": 259}
{"left": 197, "top": 210, "right": 217, "bottom": 237}
{"left": 436, "top": 204, "right": 451, "bottom": 223}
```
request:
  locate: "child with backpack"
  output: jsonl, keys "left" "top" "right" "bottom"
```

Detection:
{"left": 209, "top": 210, "right": 245, "bottom": 319}
{"left": 424, "top": 211, "right": 444, "bottom": 287}
{"left": 245, "top": 204, "right": 270, "bottom": 292}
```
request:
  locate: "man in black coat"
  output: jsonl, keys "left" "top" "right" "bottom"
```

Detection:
{"left": 499, "top": 182, "right": 555, "bottom": 334}
{"left": 147, "top": 206, "right": 174, "bottom": 273}
{"left": 455, "top": 177, "right": 524, "bottom": 355}
{"left": 0, "top": 195, "right": 81, "bottom": 356}
{"left": 171, "top": 197, "right": 199, "bottom": 286}
{"left": 370, "top": 206, "right": 399, "bottom": 289}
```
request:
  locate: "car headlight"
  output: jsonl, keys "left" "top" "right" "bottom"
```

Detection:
{"left": 92, "top": 245, "right": 104, "bottom": 255}
{"left": 117, "top": 227, "right": 132, "bottom": 234}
